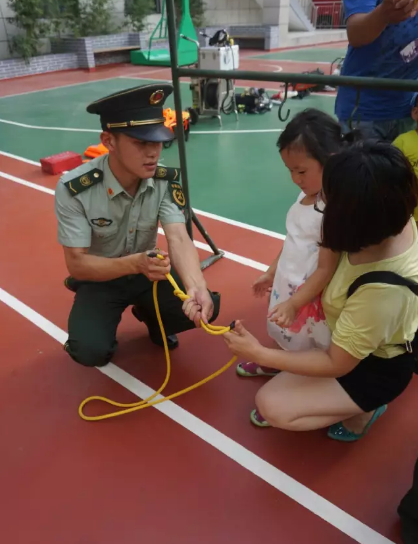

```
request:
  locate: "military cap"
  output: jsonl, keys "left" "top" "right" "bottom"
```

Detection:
{"left": 86, "top": 83, "right": 175, "bottom": 143}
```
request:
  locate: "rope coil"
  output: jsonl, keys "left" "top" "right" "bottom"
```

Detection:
{"left": 78, "top": 253, "right": 237, "bottom": 421}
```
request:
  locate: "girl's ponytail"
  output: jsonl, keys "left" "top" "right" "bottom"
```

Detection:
{"left": 341, "top": 128, "right": 363, "bottom": 145}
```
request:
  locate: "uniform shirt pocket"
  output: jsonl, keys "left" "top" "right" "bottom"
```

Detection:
{"left": 90, "top": 223, "right": 119, "bottom": 254}
{"left": 135, "top": 220, "right": 158, "bottom": 253}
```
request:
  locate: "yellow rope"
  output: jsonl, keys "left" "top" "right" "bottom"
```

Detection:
{"left": 78, "top": 254, "right": 237, "bottom": 421}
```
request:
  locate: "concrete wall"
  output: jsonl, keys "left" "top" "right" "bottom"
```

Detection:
{"left": 0, "top": 0, "right": 268, "bottom": 61}
{"left": 0, "top": 0, "right": 161, "bottom": 60}
{"left": 204, "top": 0, "right": 262, "bottom": 25}
{"left": 0, "top": 52, "right": 78, "bottom": 78}
{"left": 0, "top": 0, "right": 17, "bottom": 60}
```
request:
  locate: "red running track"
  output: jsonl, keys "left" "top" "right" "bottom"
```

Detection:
{"left": 0, "top": 155, "right": 418, "bottom": 544}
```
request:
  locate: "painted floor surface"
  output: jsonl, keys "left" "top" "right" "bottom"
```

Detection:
{"left": 1, "top": 50, "right": 417, "bottom": 544}
{"left": 252, "top": 46, "right": 348, "bottom": 62}
{"left": 0, "top": 67, "right": 337, "bottom": 234}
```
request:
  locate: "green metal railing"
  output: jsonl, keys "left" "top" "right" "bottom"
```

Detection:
{"left": 165, "top": 0, "right": 418, "bottom": 268}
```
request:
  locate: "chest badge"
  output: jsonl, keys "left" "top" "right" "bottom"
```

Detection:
{"left": 91, "top": 218, "right": 113, "bottom": 227}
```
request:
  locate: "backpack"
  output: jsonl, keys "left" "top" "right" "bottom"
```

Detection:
{"left": 347, "top": 271, "right": 418, "bottom": 370}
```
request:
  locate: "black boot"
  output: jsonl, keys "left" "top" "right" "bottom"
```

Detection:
{"left": 131, "top": 306, "right": 179, "bottom": 350}
{"left": 64, "top": 276, "right": 79, "bottom": 292}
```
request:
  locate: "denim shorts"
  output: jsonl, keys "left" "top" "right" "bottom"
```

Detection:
{"left": 340, "top": 117, "right": 415, "bottom": 142}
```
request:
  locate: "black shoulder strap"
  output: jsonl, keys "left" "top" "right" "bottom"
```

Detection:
{"left": 64, "top": 168, "right": 103, "bottom": 196}
{"left": 347, "top": 271, "right": 418, "bottom": 299}
{"left": 154, "top": 166, "right": 181, "bottom": 182}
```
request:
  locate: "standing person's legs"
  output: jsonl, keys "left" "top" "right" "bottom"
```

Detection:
{"left": 340, "top": 118, "right": 415, "bottom": 141}
{"left": 65, "top": 279, "right": 129, "bottom": 367}
{"left": 398, "top": 457, "right": 418, "bottom": 544}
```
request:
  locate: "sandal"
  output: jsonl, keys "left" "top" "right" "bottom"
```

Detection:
{"left": 236, "top": 361, "right": 279, "bottom": 377}
{"left": 327, "top": 405, "right": 387, "bottom": 442}
{"left": 250, "top": 409, "right": 272, "bottom": 427}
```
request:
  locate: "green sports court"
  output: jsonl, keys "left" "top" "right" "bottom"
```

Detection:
{"left": 0, "top": 71, "right": 337, "bottom": 234}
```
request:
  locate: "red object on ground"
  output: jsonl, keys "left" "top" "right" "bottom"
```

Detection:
{"left": 40, "top": 151, "right": 83, "bottom": 175}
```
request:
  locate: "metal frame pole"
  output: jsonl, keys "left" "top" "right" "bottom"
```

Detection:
{"left": 165, "top": 1, "right": 418, "bottom": 270}
{"left": 177, "top": 68, "right": 418, "bottom": 92}
{"left": 166, "top": 0, "right": 193, "bottom": 239}
{"left": 165, "top": 0, "right": 224, "bottom": 270}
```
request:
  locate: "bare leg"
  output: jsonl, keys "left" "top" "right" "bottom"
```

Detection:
{"left": 255, "top": 372, "right": 364, "bottom": 431}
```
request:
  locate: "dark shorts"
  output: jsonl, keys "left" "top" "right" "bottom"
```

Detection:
{"left": 339, "top": 117, "right": 415, "bottom": 142}
{"left": 337, "top": 351, "right": 416, "bottom": 412}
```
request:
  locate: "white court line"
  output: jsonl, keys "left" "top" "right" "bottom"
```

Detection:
{"left": 0, "top": 149, "right": 41, "bottom": 166}
{"left": 0, "top": 169, "right": 269, "bottom": 272}
{"left": 0, "top": 171, "right": 55, "bottom": 195}
{"left": 260, "top": 64, "right": 283, "bottom": 73}
{"left": 0, "top": 77, "right": 121, "bottom": 100}
{"left": 0, "top": 285, "right": 396, "bottom": 544}
{"left": 0, "top": 117, "right": 284, "bottom": 135}
{"left": 191, "top": 208, "right": 285, "bottom": 240}
{"left": 250, "top": 58, "right": 333, "bottom": 66}
{"left": 0, "top": 151, "right": 286, "bottom": 240}
{"left": 0, "top": 118, "right": 100, "bottom": 133}
{"left": 128, "top": 67, "right": 169, "bottom": 76}
{"left": 118, "top": 75, "right": 173, "bottom": 81}
{"left": 192, "top": 128, "right": 283, "bottom": 134}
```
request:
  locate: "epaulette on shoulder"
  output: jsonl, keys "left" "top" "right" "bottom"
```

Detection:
{"left": 154, "top": 166, "right": 185, "bottom": 209}
{"left": 64, "top": 168, "right": 104, "bottom": 196}
{"left": 154, "top": 166, "right": 181, "bottom": 182}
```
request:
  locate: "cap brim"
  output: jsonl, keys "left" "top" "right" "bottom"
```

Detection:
{"left": 116, "top": 123, "right": 175, "bottom": 143}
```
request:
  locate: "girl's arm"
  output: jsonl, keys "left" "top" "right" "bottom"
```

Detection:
{"left": 253, "top": 247, "right": 283, "bottom": 297}
{"left": 223, "top": 321, "right": 360, "bottom": 378}
{"left": 268, "top": 247, "right": 339, "bottom": 326}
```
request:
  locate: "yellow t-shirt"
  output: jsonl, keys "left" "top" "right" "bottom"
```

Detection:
{"left": 393, "top": 130, "right": 418, "bottom": 221}
{"left": 322, "top": 219, "right": 418, "bottom": 359}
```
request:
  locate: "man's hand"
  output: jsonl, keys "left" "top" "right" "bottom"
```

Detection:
{"left": 182, "top": 286, "right": 214, "bottom": 327}
{"left": 133, "top": 250, "right": 171, "bottom": 281}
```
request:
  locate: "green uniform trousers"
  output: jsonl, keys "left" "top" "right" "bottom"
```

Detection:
{"left": 64, "top": 272, "right": 221, "bottom": 367}
{"left": 398, "top": 456, "right": 418, "bottom": 544}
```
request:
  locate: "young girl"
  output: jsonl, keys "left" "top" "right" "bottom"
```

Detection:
{"left": 237, "top": 109, "right": 349, "bottom": 380}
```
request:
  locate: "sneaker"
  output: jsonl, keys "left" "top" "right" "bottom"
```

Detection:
{"left": 64, "top": 276, "right": 78, "bottom": 292}
{"left": 250, "top": 409, "right": 271, "bottom": 427}
{"left": 236, "top": 361, "right": 279, "bottom": 377}
{"left": 327, "top": 405, "right": 387, "bottom": 442}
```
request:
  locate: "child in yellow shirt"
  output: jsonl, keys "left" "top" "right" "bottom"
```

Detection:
{"left": 393, "top": 92, "right": 418, "bottom": 223}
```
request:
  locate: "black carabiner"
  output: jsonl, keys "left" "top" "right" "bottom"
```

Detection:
{"left": 348, "top": 89, "right": 361, "bottom": 131}
{"left": 278, "top": 83, "right": 291, "bottom": 122}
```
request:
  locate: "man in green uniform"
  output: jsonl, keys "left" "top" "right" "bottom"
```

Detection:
{"left": 54, "top": 83, "right": 220, "bottom": 368}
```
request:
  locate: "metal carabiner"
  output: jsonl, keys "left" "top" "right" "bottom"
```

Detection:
{"left": 348, "top": 89, "right": 361, "bottom": 131}
{"left": 278, "top": 83, "right": 291, "bottom": 122}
